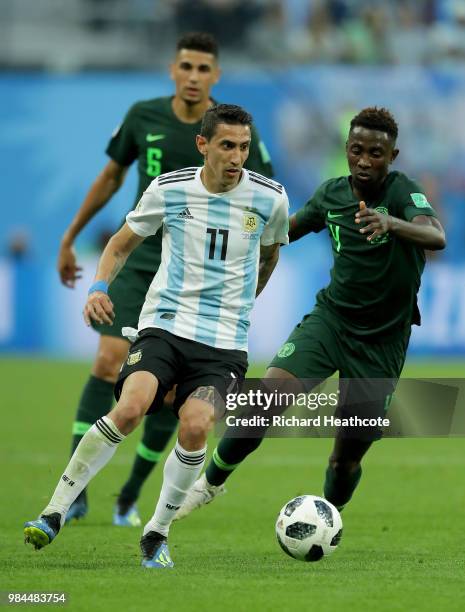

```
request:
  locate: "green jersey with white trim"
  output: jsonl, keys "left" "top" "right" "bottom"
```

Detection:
{"left": 295, "top": 171, "right": 437, "bottom": 338}
{"left": 106, "top": 96, "right": 273, "bottom": 272}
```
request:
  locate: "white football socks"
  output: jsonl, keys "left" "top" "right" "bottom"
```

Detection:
{"left": 143, "top": 440, "right": 206, "bottom": 537}
{"left": 42, "top": 416, "right": 125, "bottom": 524}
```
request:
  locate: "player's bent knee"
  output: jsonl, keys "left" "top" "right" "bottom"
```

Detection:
{"left": 179, "top": 413, "right": 213, "bottom": 447}
{"left": 180, "top": 416, "right": 212, "bottom": 438}
{"left": 111, "top": 389, "right": 154, "bottom": 434}
{"left": 110, "top": 401, "right": 146, "bottom": 434}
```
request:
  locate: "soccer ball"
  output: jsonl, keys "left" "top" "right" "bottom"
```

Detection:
{"left": 275, "top": 495, "right": 343, "bottom": 562}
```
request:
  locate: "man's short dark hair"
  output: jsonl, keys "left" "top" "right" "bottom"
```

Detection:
{"left": 200, "top": 104, "right": 253, "bottom": 141}
{"left": 350, "top": 107, "right": 398, "bottom": 142}
{"left": 176, "top": 32, "right": 219, "bottom": 57}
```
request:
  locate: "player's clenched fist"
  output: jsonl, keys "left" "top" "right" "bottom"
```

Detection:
{"left": 83, "top": 291, "right": 115, "bottom": 326}
{"left": 355, "top": 200, "right": 391, "bottom": 242}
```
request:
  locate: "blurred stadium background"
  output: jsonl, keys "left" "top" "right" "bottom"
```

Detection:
{"left": 1, "top": 0, "right": 465, "bottom": 362}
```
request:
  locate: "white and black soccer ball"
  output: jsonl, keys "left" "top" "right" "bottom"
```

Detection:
{"left": 275, "top": 495, "right": 343, "bottom": 562}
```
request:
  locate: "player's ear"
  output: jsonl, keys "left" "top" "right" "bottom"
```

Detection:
{"left": 196, "top": 135, "right": 208, "bottom": 157}
{"left": 212, "top": 65, "right": 221, "bottom": 85}
{"left": 169, "top": 62, "right": 176, "bottom": 81}
{"left": 391, "top": 147, "right": 399, "bottom": 163}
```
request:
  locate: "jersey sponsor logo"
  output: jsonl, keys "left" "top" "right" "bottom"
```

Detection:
{"left": 160, "top": 312, "right": 175, "bottom": 320}
{"left": 177, "top": 207, "right": 194, "bottom": 220}
{"left": 277, "top": 342, "right": 295, "bottom": 358}
{"left": 146, "top": 133, "right": 166, "bottom": 142}
{"left": 327, "top": 211, "right": 343, "bottom": 219}
{"left": 127, "top": 350, "right": 142, "bottom": 365}
{"left": 410, "top": 193, "right": 431, "bottom": 208}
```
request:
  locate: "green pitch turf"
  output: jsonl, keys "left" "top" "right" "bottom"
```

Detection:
{"left": 1, "top": 358, "right": 464, "bottom": 611}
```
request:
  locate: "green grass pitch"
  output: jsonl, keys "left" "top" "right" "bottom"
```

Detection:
{"left": 1, "top": 357, "right": 464, "bottom": 611}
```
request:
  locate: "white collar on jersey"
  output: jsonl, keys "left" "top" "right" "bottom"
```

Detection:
{"left": 195, "top": 166, "right": 249, "bottom": 197}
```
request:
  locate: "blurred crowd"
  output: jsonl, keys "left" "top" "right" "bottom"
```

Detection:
{"left": 175, "top": 0, "right": 465, "bottom": 66}
{"left": 3, "top": 0, "right": 465, "bottom": 70}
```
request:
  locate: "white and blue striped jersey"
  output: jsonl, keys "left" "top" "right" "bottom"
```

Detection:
{"left": 125, "top": 166, "right": 289, "bottom": 352}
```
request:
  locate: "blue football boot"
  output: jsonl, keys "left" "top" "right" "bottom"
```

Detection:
{"left": 24, "top": 513, "right": 61, "bottom": 550}
{"left": 113, "top": 502, "right": 141, "bottom": 527}
{"left": 140, "top": 531, "right": 174, "bottom": 568}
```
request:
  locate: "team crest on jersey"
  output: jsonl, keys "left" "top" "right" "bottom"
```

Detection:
{"left": 127, "top": 350, "right": 142, "bottom": 366}
{"left": 243, "top": 213, "right": 258, "bottom": 233}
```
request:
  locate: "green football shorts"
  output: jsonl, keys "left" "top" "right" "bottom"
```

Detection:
{"left": 269, "top": 306, "right": 411, "bottom": 440}
{"left": 270, "top": 305, "right": 410, "bottom": 380}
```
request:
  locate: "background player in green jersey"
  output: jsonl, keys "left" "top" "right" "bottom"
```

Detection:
{"left": 57, "top": 32, "right": 273, "bottom": 525}
{"left": 176, "top": 106, "right": 446, "bottom": 520}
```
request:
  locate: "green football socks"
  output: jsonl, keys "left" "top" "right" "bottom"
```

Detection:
{"left": 206, "top": 437, "right": 264, "bottom": 486}
{"left": 71, "top": 375, "right": 115, "bottom": 454}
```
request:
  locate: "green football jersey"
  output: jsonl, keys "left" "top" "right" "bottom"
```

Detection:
{"left": 295, "top": 171, "right": 437, "bottom": 338}
{"left": 106, "top": 96, "right": 273, "bottom": 271}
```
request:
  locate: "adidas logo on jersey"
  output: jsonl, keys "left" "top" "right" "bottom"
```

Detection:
{"left": 177, "top": 207, "right": 194, "bottom": 220}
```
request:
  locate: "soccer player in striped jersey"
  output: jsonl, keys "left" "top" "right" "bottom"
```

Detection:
{"left": 57, "top": 32, "right": 273, "bottom": 527}
{"left": 24, "top": 104, "right": 289, "bottom": 568}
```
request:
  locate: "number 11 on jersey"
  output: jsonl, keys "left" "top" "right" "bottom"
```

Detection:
{"left": 207, "top": 228, "right": 229, "bottom": 260}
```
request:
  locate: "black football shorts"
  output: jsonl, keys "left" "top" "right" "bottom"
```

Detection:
{"left": 115, "top": 328, "right": 248, "bottom": 416}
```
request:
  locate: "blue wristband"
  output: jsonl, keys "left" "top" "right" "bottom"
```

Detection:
{"left": 88, "top": 280, "right": 109, "bottom": 295}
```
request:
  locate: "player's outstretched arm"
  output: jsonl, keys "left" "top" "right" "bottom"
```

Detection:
{"left": 356, "top": 201, "right": 446, "bottom": 250}
{"left": 58, "top": 160, "right": 128, "bottom": 288}
{"left": 256, "top": 243, "right": 280, "bottom": 297}
{"left": 83, "top": 223, "right": 144, "bottom": 326}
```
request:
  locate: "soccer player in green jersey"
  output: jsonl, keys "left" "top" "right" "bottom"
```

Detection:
{"left": 176, "top": 106, "right": 446, "bottom": 520}
{"left": 57, "top": 32, "right": 273, "bottom": 526}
